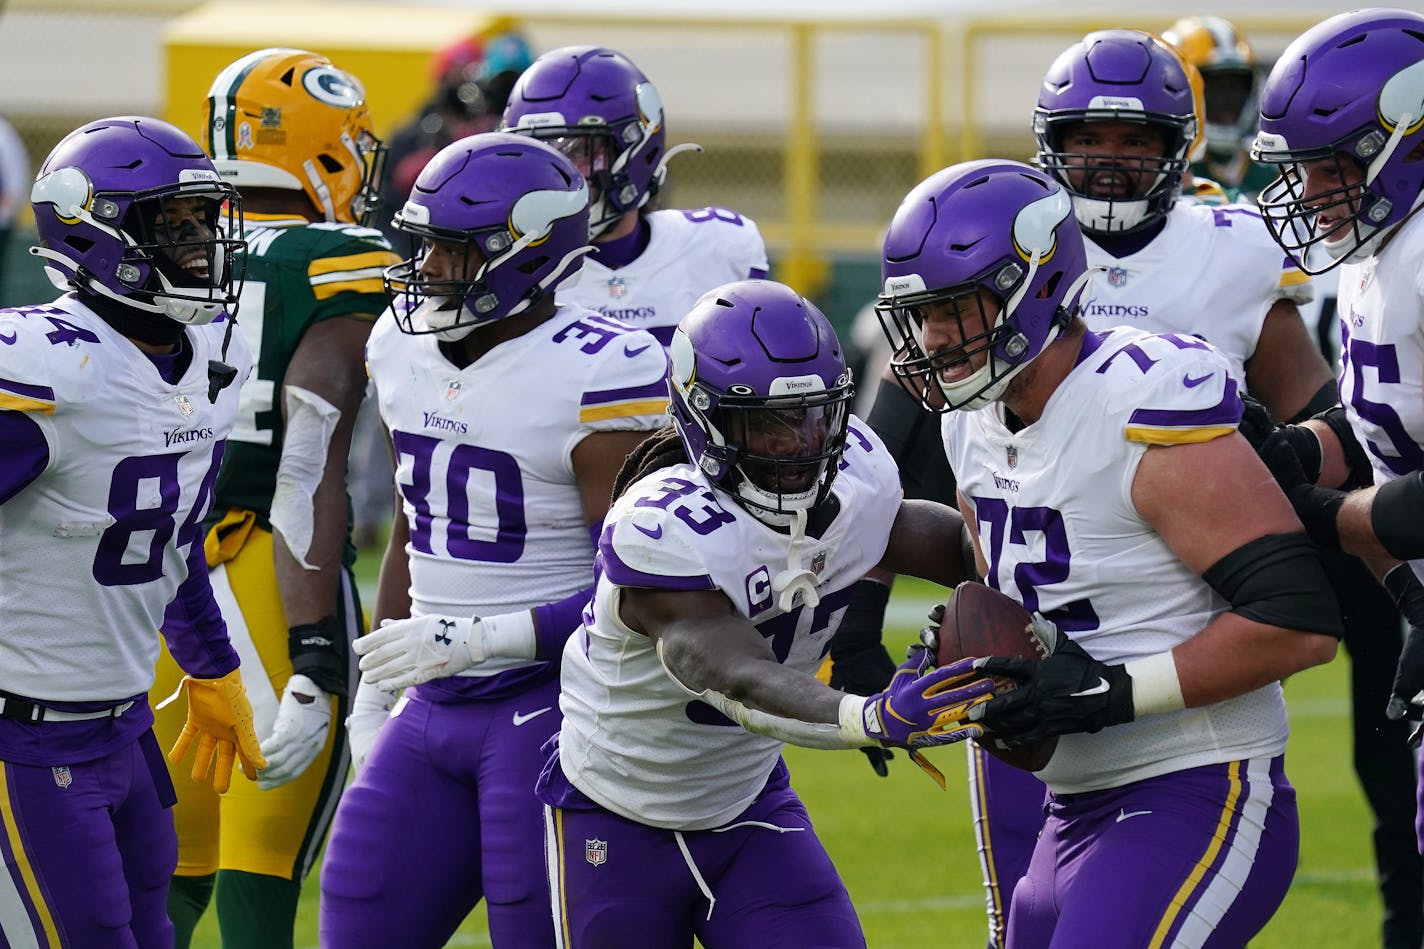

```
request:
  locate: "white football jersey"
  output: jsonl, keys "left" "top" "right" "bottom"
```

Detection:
{"left": 1336, "top": 213, "right": 1424, "bottom": 489}
{"left": 366, "top": 304, "right": 668, "bottom": 678}
{"left": 0, "top": 295, "right": 251, "bottom": 701}
{"left": 557, "top": 207, "right": 769, "bottom": 345}
{"left": 1079, "top": 202, "right": 1313, "bottom": 386}
{"left": 557, "top": 419, "right": 902, "bottom": 830}
{"left": 944, "top": 327, "right": 1288, "bottom": 794}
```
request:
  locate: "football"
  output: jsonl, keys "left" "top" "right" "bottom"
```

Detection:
{"left": 937, "top": 580, "right": 1057, "bottom": 772}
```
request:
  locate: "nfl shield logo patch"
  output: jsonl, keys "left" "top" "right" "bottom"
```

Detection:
{"left": 1107, "top": 267, "right": 1128, "bottom": 288}
{"left": 445, "top": 380, "right": 462, "bottom": 402}
{"left": 1006, "top": 446, "right": 1018, "bottom": 470}
{"left": 607, "top": 276, "right": 627, "bottom": 299}
{"left": 52, "top": 766, "right": 72, "bottom": 789}
{"left": 585, "top": 838, "right": 608, "bottom": 866}
{"left": 811, "top": 550, "right": 827, "bottom": 576}
{"left": 174, "top": 394, "right": 194, "bottom": 417}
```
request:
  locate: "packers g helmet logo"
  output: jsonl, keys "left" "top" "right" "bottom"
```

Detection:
{"left": 302, "top": 66, "right": 364, "bottom": 109}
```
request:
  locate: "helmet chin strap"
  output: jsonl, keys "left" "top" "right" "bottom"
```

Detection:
{"left": 770, "top": 508, "right": 821, "bottom": 612}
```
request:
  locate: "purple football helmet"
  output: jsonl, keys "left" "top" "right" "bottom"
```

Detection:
{"left": 1035, "top": 30, "right": 1202, "bottom": 236}
{"left": 877, "top": 160, "right": 1090, "bottom": 413}
{"left": 1251, "top": 8, "right": 1424, "bottom": 273}
{"left": 385, "top": 132, "right": 591, "bottom": 340}
{"left": 29, "top": 116, "right": 243, "bottom": 325}
{"left": 668, "top": 280, "right": 853, "bottom": 521}
{"left": 502, "top": 46, "right": 685, "bottom": 239}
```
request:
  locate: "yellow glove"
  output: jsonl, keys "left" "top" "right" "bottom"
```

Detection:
{"left": 165, "top": 668, "right": 266, "bottom": 793}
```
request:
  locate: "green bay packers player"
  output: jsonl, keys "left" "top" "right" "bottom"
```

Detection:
{"left": 1162, "top": 16, "right": 1277, "bottom": 203}
{"left": 150, "top": 47, "right": 399, "bottom": 949}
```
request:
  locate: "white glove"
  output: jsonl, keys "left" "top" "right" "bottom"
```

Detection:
{"left": 352, "top": 610, "right": 537, "bottom": 691}
{"left": 257, "top": 674, "right": 332, "bottom": 790}
{"left": 347, "top": 674, "right": 397, "bottom": 773}
{"left": 352, "top": 615, "right": 486, "bottom": 690}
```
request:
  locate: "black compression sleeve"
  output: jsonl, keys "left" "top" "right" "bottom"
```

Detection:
{"left": 866, "top": 378, "right": 958, "bottom": 505}
{"left": 1201, "top": 532, "right": 1344, "bottom": 638}
{"left": 1372, "top": 472, "right": 1424, "bottom": 561}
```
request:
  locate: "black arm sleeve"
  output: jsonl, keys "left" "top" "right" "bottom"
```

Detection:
{"left": 1201, "top": 532, "right": 1344, "bottom": 638}
{"left": 1372, "top": 472, "right": 1424, "bottom": 561}
{"left": 865, "top": 378, "right": 957, "bottom": 506}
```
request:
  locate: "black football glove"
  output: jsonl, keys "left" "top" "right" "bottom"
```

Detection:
{"left": 1383, "top": 565, "right": 1424, "bottom": 747}
{"left": 829, "top": 579, "right": 897, "bottom": 777}
{"left": 1238, "top": 395, "right": 1345, "bottom": 548}
{"left": 968, "top": 618, "right": 1133, "bottom": 746}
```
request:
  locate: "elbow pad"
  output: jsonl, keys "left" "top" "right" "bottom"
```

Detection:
{"left": 1202, "top": 532, "right": 1343, "bottom": 638}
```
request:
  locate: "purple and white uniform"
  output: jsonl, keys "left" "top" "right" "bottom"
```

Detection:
{"left": 945, "top": 327, "right": 1299, "bottom": 948}
{"left": 557, "top": 207, "right": 769, "bottom": 346}
{"left": 1078, "top": 202, "right": 1313, "bottom": 385}
{"left": 318, "top": 303, "right": 666, "bottom": 948}
{"left": 539, "top": 417, "right": 900, "bottom": 948}
{"left": 1333, "top": 211, "right": 1424, "bottom": 846}
{"left": 0, "top": 295, "right": 250, "bottom": 947}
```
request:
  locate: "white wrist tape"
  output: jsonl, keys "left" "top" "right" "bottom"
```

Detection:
{"left": 1124, "top": 652, "right": 1186, "bottom": 718}
{"left": 479, "top": 609, "right": 538, "bottom": 661}
{"left": 836, "top": 693, "right": 876, "bottom": 748}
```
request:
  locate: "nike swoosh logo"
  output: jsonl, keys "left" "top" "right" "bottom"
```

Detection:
{"left": 624, "top": 343, "right": 652, "bottom": 357}
{"left": 1070, "top": 677, "right": 1110, "bottom": 697}
{"left": 512, "top": 707, "right": 553, "bottom": 727}
{"left": 1116, "top": 808, "right": 1152, "bottom": 823}
{"left": 1183, "top": 372, "right": 1213, "bottom": 388}
{"left": 0, "top": 330, "right": 16, "bottom": 345}
{"left": 635, "top": 523, "right": 663, "bottom": 540}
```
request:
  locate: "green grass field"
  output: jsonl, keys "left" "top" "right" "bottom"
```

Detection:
{"left": 191, "top": 577, "right": 1387, "bottom": 948}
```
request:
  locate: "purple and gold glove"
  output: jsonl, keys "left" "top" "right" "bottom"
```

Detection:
{"left": 842, "top": 648, "right": 994, "bottom": 750}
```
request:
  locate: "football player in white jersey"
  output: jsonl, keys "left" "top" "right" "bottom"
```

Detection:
{"left": 1044, "top": 30, "right": 1424, "bottom": 949}
{"left": 1246, "top": 9, "right": 1424, "bottom": 859}
{"left": 502, "top": 45, "right": 769, "bottom": 345}
{"left": 877, "top": 159, "right": 1341, "bottom": 947}
{"left": 0, "top": 116, "right": 263, "bottom": 946}
{"left": 1036, "top": 29, "right": 1333, "bottom": 421}
{"left": 318, "top": 133, "right": 666, "bottom": 947}
{"left": 537, "top": 278, "right": 996, "bottom": 948}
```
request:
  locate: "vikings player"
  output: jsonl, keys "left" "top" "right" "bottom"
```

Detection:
{"left": 542, "top": 279, "right": 995, "bottom": 948}
{"left": 877, "top": 159, "right": 1340, "bottom": 947}
{"left": 0, "top": 116, "right": 262, "bottom": 945}
{"left": 1035, "top": 29, "right": 1332, "bottom": 416}
{"left": 1247, "top": 4, "right": 1424, "bottom": 862}
{"left": 502, "top": 45, "right": 768, "bottom": 345}
{"left": 319, "top": 132, "right": 667, "bottom": 947}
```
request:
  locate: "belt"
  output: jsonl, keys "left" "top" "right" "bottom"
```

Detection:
{"left": 0, "top": 695, "right": 135, "bottom": 724}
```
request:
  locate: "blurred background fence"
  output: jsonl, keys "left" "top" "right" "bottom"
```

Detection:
{"left": 0, "top": 0, "right": 1349, "bottom": 337}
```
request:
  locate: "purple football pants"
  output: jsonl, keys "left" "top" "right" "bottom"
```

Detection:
{"left": 1009, "top": 755, "right": 1298, "bottom": 949}
{"left": 544, "top": 763, "right": 864, "bottom": 949}
{"left": 319, "top": 677, "right": 561, "bottom": 949}
{"left": 967, "top": 743, "right": 1047, "bottom": 948}
{"left": 0, "top": 731, "right": 177, "bottom": 948}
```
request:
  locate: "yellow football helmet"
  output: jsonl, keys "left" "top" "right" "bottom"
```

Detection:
{"left": 204, "top": 48, "right": 384, "bottom": 225}
{"left": 1162, "top": 17, "right": 1260, "bottom": 156}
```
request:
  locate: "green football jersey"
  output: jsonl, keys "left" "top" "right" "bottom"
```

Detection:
{"left": 215, "top": 212, "right": 399, "bottom": 542}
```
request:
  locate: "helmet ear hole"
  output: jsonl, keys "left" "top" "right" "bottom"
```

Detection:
{"left": 64, "top": 235, "right": 95, "bottom": 254}
{"left": 317, "top": 153, "right": 344, "bottom": 174}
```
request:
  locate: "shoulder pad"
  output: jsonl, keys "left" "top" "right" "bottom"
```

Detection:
{"left": 0, "top": 304, "right": 104, "bottom": 414}
{"left": 1094, "top": 333, "right": 1241, "bottom": 446}
{"left": 601, "top": 476, "right": 727, "bottom": 591}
